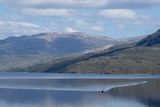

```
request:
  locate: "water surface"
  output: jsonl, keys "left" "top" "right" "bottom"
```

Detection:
{"left": 0, "top": 73, "right": 160, "bottom": 107}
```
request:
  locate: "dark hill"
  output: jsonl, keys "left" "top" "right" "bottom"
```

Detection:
{"left": 136, "top": 29, "right": 160, "bottom": 47}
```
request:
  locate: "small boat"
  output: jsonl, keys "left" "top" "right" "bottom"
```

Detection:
{"left": 101, "top": 88, "right": 105, "bottom": 93}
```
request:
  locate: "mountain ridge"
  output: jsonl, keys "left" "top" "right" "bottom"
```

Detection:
{"left": 0, "top": 32, "right": 116, "bottom": 55}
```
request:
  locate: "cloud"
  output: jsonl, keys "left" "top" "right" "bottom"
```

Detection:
{"left": 0, "top": 0, "right": 159, "bottom": 39}
{"left": 0, "top": 21, "right": 40, "bottom": 28}
{"left": 0, "top": 0, "right": 107, "bottom": 8}
{"left": 99, "top": 9, "right": 153, "bottom": 24}
{"left": 1, "top": 0, "right": 160, "bottom": 9}
{"left": 23, "top": 8, "right": 75, "bottom": 17}
{"left": 91, "top": 26, "right": 104, "bottom": 32}
{"left": 99, "top": 9, "right": 159, "bottom": 32}
{"left": 0, "top": 20, "right": 50, "bottom": 38}
{"left": 24, "top": 0, "right": 107, "bottom": 8}
{"left": 108, "top": 0, "right": 160, "bottom": 9}
{"left": 75, "top": 20, "right": 104, "bottom": 32}
{"left": 100, "top": 9, "right": 137, "bottom": 21}
{"left": 64, "top": 27, "right": 78, "bottom": 33}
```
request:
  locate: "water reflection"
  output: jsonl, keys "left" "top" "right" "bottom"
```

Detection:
{"left": 0, "top": 76, "right": 159, "bottom": 107}
{"left": 0, "top": 89, "right": 147, "bottom": 107}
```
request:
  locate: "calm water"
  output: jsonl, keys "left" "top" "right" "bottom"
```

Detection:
{"left": 0, "top": 73, "right": 160, "bottom": 107}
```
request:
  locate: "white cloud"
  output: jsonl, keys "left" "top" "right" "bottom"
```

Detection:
{"left": 99, "top": 9, "right": 158, "bottom": 31}
{"left": 99, "top": 9, "right": 154, "bottom": 25}
{"left": 24, "top": 0, "right": 107, "bottom": 7}
{"left": 91, "top": 26, "right": 104, "bottom": 32}
{"left": 23, "top": 8, "right": 75, "bottom": 17}
{"left": 0, "top": 0, "right": 107, "bottom": 8}
{"left": 75, "top": 20, "right": 104, "bottom": 32}
{"left": 1, "top": 0, "right": 160, "bottom": 9}
{"left": 0, "top": 20, "right": 40, "bottom": 30}
{"left": 0, "top": 20, "right": 50, "bottom": 38}
{"left": 65, "top": 27, "right": 78, "bottom": 33}
{"left": 100, "top": 9, "right": 137, "bottom": 21}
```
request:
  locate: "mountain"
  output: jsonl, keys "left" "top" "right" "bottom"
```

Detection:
{"left": 0, "top": 32, "right": 116, "bottom": 55}
{"left": 15, "top": 29, "right": 160, "bottom": 74}
{"left": 136, "top": 29, "right": 160, "bottom": 47}
{"left": 1, "top": 30, "right": 160, "bottom": 73}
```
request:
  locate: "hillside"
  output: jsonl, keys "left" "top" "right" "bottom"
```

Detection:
{"left": 1, "top": 29, "right": 160, "bottom": 73}
{"left": 65, "top": 47, "right": 160, "bottom": 74}
{"left": 64, "top": 29, "right": 160, "bottom": 74}
{"left": 0, "top": 32, "right": 117, "bottom": 72}
{"left": 18, "top": 29, "right": 160, "bottom": 74}
{"left": 64, "top": 30, "right": 160, "bottom": 74}
{"left": 136, "top": 29, "right": 160, "bottom": 47}
{"left": 0, "top": 32, "right": 115, "bottom": 55}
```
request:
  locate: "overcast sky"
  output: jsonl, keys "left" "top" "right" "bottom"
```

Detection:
{"left": 0, "top": 0, "right": 160, "bottom": 39}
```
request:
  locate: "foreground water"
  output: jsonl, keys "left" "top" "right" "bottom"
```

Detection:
{"left": 0, "top": 73, "right": 160, "bottom": 107}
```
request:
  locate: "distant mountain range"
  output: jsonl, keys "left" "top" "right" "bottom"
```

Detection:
{"left": 0, "top": 32, "right": 116, "bottom": 55}
{"left": 0, "top": 30, "right": 159, "bottom": 73}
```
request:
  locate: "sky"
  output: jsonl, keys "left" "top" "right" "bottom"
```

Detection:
{"left": 0, "top": 0, "right": 160, "bottom": 39}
